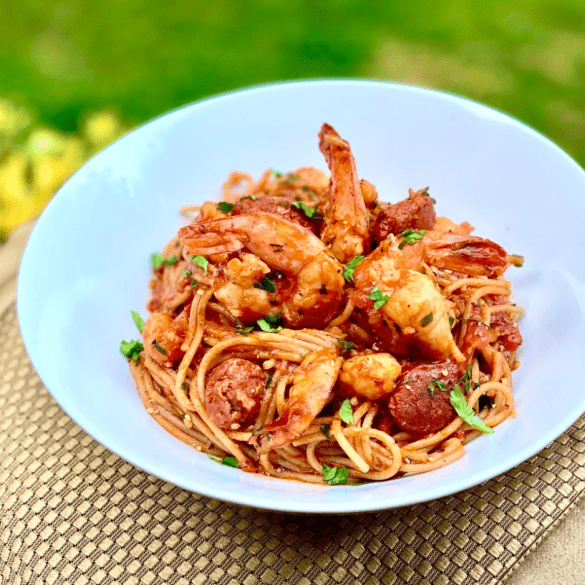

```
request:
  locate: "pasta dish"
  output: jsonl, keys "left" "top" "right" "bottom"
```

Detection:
{"left": 121, "top": 123, "right": 524, "bottom": 485}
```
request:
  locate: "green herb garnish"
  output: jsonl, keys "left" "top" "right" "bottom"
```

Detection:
{"left": 191, "top": 255, "right": 209, "bottom": 272}
{"left": 397, "top": 229, "right": 426, "bottom": 250}
{"left": 322, "top": 464, "right": 349, "bottom": 485}
{"left": 427, "top": 378, "right": 446, "bottom": 398}
{"left": 291, "top": 201, "right": 323, "bottom": 219}
{"left": 120, "top": 340, "right": 144, "bottom": 363}
{"left": 150, "top": 253, "right": 166, "bottom": 270}
{"left": 338, "top": 399, "right": 354, "bottom": 424}
{"left": 459, "top": 365, "right": 472, "bottom": 394}
{"left": 368, "top": 286, "right": 389, "bottom": 310}
{"left": 209, "top": 455, "right": 240, "bottom": 468}
{"left": 153, "top": 341, "right": 167, "bottom": 356}
{"left": 257, "top": 314, "right": 283, "bottom": 333}
{"left": 131, "top": 310, "right": 145, "bottom": 334}
{"left": 343, "top": 256, "right": 364, "bottom": 282}
{"left": 253, "top": 276, "right": 276, "bottom": 293}
{"left": 181, "top": 382, "right": 189, "bottom": 393}
{"left": 320, "top": 424, "right": 331, "bottom": 440}
{"left": 236, "top": 326, "right": 254, "bottom": 334}
{"left": 420, "top": 313, "right": 433, "bottom": 327}
{"left": 450, "top": 386, "right": 494, "bottom": 434}
{"left": 337, "top": 339, "right": 357, "bottom": 354}
{"left": 166, "top": 256, "right": 179, "bottom": 265}
{"left": 217, "top": 201, "right": 234, "bottom": 213}
{"left": 266, "top": 375, "right": 273, "bottom": 389}
{"left": 281, "top": 173, "right": 300, "bottom": 185}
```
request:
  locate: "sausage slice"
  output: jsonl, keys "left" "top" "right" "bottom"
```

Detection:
{"left": 205, "top": 358, "right": 265, "bottom": 429}
{"left": 388, "top": 360, "right": 461, "bottom": 435}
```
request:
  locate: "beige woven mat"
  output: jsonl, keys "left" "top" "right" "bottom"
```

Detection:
{"left": 1, "top": 303, "right": 584, "bottom": 585}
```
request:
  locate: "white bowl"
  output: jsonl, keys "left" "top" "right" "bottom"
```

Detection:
{"left": 18, "top": 80, "right": 585, "bottom": 513}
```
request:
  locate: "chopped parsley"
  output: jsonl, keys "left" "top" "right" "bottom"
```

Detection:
{"left": 338, "top": 399, "right": 354, "bottom": 424}
{"left": 190, "top": 255, "right": 209, "bottom": 272}
{"left": 459, "top": 365, "right": 472, "bottom": 394}
{"left": 291, "top": 201, "right": 323, "bottom": 219}
{"left": 217, "top": 201, "right": 234, "bottom": 213}
{"left": 427, "top": 378, "right": 446, "bottom": 398}
{"left": 369, "top": 286, "right": 389, "bottom": 310}
{"left": 272, "top": 170, "right": 283, "bottom": 178}
{"left": 183, "top": 269, "right": 192, "bottom": 277}
{"left": 320, "top": 424, "right": 331, "bottom": 440}
{"left": 342, "top": 256, "right": 364, "bottom": 282}
{"left": 120, "top": 339, "right": 143, "bottom": 363}
{"left": 236, "top": 325, "right": 254, "bottom": 334}
{"left": 281, "top": 173, "right": 300, "bottom": 185}
{"left": 397, "top": 229, "right": 426, "bottom": 250}
{"left": 153, "top": 341, "right": 167, "bottom": 355}
{"left": 322, "top": 464, "right": 349, "bottom": 485}
{"left": 266, "top": 375, "right": 273, "bottom": 389}
{"left": 420, "top": 313, "right": 434, "bottom": 327}
{"left": 337, "top": 339, "right": 357, "bottom": 354}
{"left": 253, "top": 276, "right": 276, "bottom": 293}
{"left": 150, "top": 253, "right": 166, "bottom": 270}
{"left": 190, "top": 280, "right": 198, "bottom": 288}
{"left": 166, "top": 256, "right": 179, "bottom": 265}
{"left": 209, "top": 455, "right": 240, "bottom": 468}
{"left": 450, "top": 386, "right": 494, "bottom": 434}
{"left": 257, "top": 314, "right": 283, "bottom": 333}
{"left": 181, "top": 382, "right": 189, "bottom": 393}
{"left": 131, "top": 310, "right": 145, "bottom": 334}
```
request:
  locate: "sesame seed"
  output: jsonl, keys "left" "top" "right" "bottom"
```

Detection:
{"left": 146, "top": 408, "right": 154, "bottom": 415}
{"left": 441, "top": 370, "right": 448, "bottom": 376}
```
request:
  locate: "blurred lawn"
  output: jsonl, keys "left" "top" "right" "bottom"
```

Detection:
{"left": 1, "top": 1, "right": 584, "bottom": 239}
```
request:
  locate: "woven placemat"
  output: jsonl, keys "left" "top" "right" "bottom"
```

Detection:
{"left": 1, "top": 303, "right": 584, "bottom": 585}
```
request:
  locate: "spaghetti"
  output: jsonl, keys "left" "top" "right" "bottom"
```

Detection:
{"left": 122, "top": 123, "right": 523, "bottom": 485}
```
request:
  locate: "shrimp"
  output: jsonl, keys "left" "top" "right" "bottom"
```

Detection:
{"left": 178, "top": 212, "right": 345, "bottom": 328}
{"left": 250, "top": 348, "right": 343, "bottom": 453}
{"left": 214, "top": 253, "right": 273, "bottom": 321}
{"left": 318, "top": 124, "right": 370, "bottom": 263}
{"left": 339, "top": 353, "right": 402, "bottom": 401}
{"left": 142, "top": 307, "right": 189, "bottom": 365}
{"left": 353, "top": 239, "right": 464, "bottom": 362}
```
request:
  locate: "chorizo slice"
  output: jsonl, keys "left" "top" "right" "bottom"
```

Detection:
{"left": 373, "top": 189, "right": 436, "bottom": 243}
{"left": 388, "top": 360, "right": 461, "bottom": 435}
{"left": 490, "top": 311, "right": 522, "bottom": 353}
{"left": 205, "top": 358, "right": 265, "bottom": 429}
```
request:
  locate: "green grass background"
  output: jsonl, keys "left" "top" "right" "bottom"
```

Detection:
{"left": 1, "top": 1, "right": 584, "bottom": 235}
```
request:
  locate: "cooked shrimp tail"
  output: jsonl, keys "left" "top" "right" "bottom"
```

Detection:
{"left": 250, "top": 348, "right": 342, "bottom": 453}
{"left": 318, "top": 124, "right": 370, "bottom": 263}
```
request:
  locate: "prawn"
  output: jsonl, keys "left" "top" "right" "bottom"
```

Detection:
{"left": 318, "top": 124, "right": 371, "bottom": 263}
{"left": 142, "top": 307, "right": 189, "bottom": 365}
{"left": 178, "top": 212, "right": 345, "bottom": 328}
{"left": 339, "top": 352, "right": 402, "bottom": 401}
{"left": 250, "top": 348, "right": 343, "bottom": 453}
{"left": 353, "top": 239, "right": 464, "bottom": 362}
